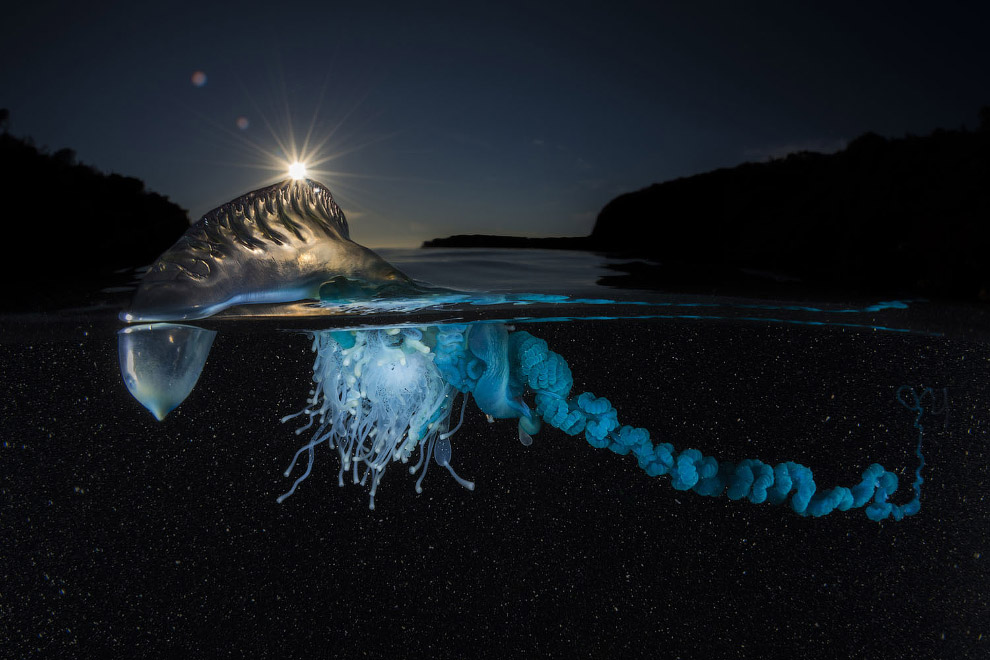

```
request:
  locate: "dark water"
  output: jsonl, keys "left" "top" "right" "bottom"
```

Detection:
{"left": 2, "top": 250, "right": 988, "bottom": 658}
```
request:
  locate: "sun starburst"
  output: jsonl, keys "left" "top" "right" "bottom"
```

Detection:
{"left": 288, "top": 161, "right": 307, "bottom": 180}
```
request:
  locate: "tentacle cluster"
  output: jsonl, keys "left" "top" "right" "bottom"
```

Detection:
{"left": 278, "top": 327, "right": 472, "bottom": 509}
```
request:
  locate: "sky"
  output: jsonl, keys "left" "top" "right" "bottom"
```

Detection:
{"left": 1, "top": 0, "right": 988, "bottom": 247}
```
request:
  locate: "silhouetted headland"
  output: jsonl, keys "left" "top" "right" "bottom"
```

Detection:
{"left": 0, "top": 110, "right": 190, "bottom": 311}
{"left": 426, "top": 108, "right": 990, "bottom": 301}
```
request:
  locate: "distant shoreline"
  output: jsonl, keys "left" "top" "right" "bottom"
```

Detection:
{"left": 421, "top": 234, "right": 594, "bottom": 250}
{"left": 424, "top": 114, "right": 990, "bottom": 302}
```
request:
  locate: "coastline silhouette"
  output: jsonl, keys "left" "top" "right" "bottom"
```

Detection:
{"left": 4, "top": 106, "right": 989, "bottom": 309}
{"left": 426, "top": 108, "right": 990, "bottom": 301}
{"left": 0, "top": 110, "right": 190, "bottom": 310}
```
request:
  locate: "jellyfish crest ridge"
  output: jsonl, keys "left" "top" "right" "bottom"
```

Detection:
{"left": 123, "top": 179, "right": 411, "bottom": 322}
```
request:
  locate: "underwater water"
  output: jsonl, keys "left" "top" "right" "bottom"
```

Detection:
{"left": 3, "top": 247, "right": 989, "bottom": 659}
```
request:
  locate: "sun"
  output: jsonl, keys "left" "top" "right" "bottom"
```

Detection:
{"left": 187, "top": 75, "right": 401, "bottom": 215}
{"left": 288, "top": 161, "right": 308, "bottom": 180}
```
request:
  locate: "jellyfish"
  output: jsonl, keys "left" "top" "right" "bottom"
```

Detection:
{"left": 122, "top": 179, "right": 412, "bottom": 322}
{"left": 275, "top": 322, "right": 928, "bottom": 521}
{"left": 117, "top": 178, "right": 929, "bottom": 521}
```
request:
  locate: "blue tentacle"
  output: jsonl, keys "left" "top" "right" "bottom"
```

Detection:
{"left": 502, "top": 330, "right": 927, "bottom": 521}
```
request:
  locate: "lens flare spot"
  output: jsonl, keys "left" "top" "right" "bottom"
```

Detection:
{"left": 235, "top": 116, "right": 250, "bottom": 130}
{"left": 191, "top": 71, "right": 207, "bottom": 87}
{"left": 288, "top": 161, "right": 307, "bottom": 180}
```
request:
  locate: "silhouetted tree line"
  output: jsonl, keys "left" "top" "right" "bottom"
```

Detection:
{"left": 424, "top": 107, "right": 990, "bottom": 300}
{"left": 592, "top": 108, "right": 990, "bottom": 300}
{"left": 0, "top": 110, "right": 190, "bottom": 309}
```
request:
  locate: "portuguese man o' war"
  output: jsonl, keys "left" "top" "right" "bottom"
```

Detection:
{"left": 118, "top": 177, "right": 930, "bottom": 521}
{"left": 122, "top": 179, "right": 412, "bottom": 322}
{"left": 274, "top": 323, "right": 927, "bottom": 520}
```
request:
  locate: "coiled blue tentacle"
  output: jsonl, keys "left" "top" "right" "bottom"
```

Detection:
{"left": 504, "top": 330, "right": 928, "bottom": 521}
